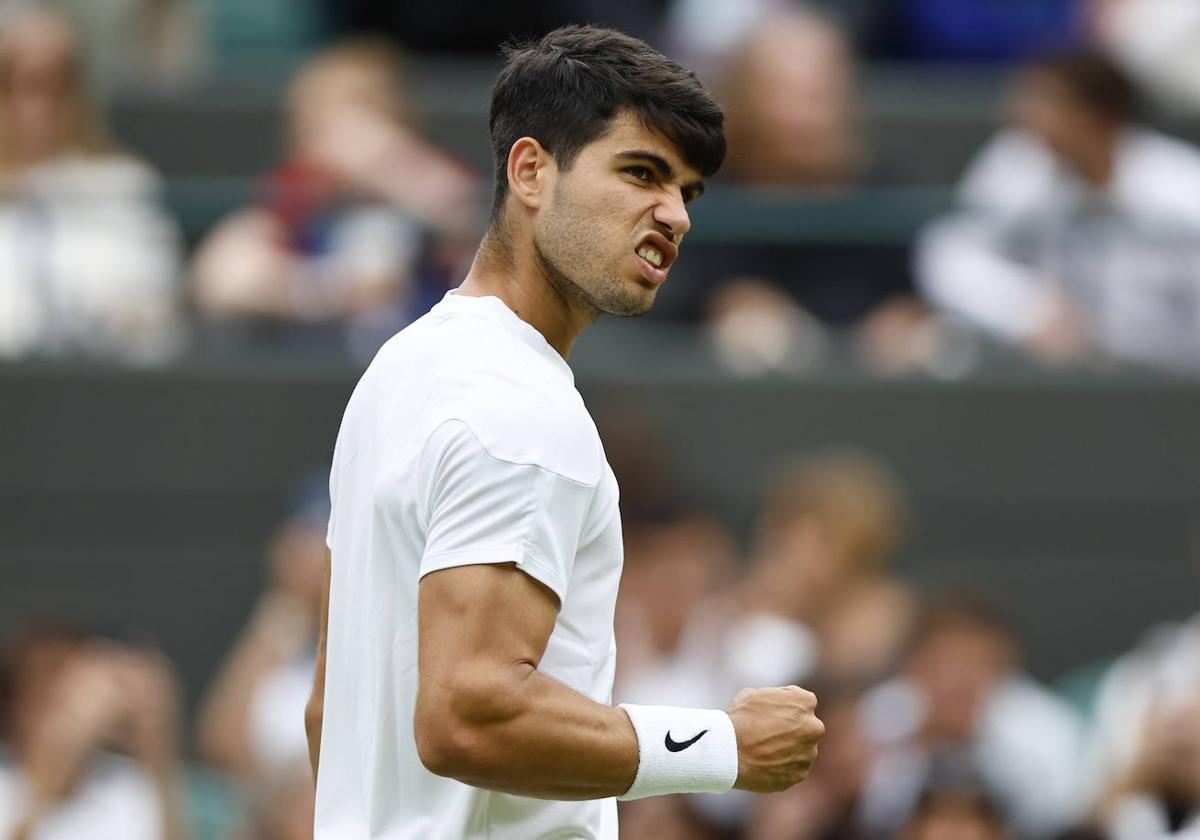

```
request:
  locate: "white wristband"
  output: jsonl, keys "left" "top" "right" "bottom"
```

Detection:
{"left": 617, "top": 704, "right": 739, "bottom": 801}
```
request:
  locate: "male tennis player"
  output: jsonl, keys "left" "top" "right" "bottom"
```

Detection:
{"left": 307, "top": 24, "right": 824, "bottom": 839}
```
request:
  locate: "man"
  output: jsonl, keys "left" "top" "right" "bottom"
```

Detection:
{"left": 307, "top": 25, "right": 824, "bottom": 839}
{"left": 917, "top": 50, "right": 1200, "bottom": 371}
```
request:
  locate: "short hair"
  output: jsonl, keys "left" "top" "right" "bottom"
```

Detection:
{"left": 487, "top": 24, "right": 726, "bottom": 223}
{"left": 1027, "top": 50, "right": 1140, "bottom": 122}
{"left": 907, "top": 591, "right": 1017, "bottom": 657}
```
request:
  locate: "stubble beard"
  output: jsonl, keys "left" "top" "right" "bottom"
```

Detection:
{"left": 533, "top": 199, "right": 655, "bottom": 319}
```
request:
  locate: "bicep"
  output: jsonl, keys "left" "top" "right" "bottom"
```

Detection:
{"left": 417, "top": 562, "right": 559, "bottom": 706}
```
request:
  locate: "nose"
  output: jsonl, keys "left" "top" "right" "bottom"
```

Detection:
{"left": 653, "top": 189, "right": 691, "bottom": 240}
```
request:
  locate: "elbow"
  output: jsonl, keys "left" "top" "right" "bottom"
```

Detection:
{"left": 414, "top": 708, "right": 491, "bottom": 780}
{"left": 414, "top": 715, "right": 467, "bottom": 779}
{"left": 414, "top": 672, "right": 525, "bottom": 781}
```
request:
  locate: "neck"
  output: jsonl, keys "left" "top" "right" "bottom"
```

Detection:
{"left": 457, "top": 224, "right": 596, "bottom": 358}
{"left": 1072, "top": 129, "right": 1120, "bottom": 188}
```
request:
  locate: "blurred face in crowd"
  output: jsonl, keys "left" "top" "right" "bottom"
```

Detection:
{"left": 529, "top": 111, "right": 702, "bottom": 317}
{"left": 762, "top": 513, "right": 850, "bottom": 612}
{"left": 286, "top": 44, "right": 407, "bottom": 179}
{"left": 1010, "top": 69, "right": 1117, "bottom": 177}
{"left": 907, "top": 618, "right": 1016, "bottom": 744}
{"left": 269, "top": 515, "right": 330, "bottom": 622}
{"left": 621, "top": 517, "right": 735, "bottom": 653}
{"left": 724, "top": 14, "right": 859, "bottom": 185}
{"left": 901, "top": 791, "right": 1009, "bottom": 840}
{"left": 4, "top": 633, "right": 80, "bottom": 753}
{"left": 0, "top": 9, "right": 80, "bottom": 161}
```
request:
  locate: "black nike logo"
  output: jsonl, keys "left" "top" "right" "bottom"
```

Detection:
{"left": 664, "top": 729, "right": 708, "bottom": 752}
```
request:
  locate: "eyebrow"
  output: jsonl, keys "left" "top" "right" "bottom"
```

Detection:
{"left": 615, "top": 150, "right": 705, "bottom": 199}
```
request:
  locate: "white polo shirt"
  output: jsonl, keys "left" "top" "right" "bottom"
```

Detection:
{"left": 317, "top": 292, "right": 624, "bottom": 840}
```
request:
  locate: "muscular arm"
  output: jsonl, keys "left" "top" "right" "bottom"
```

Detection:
{"left": 414, "top": 563, "right": 639, "bottom": 800}
{"left": 305, "top": 550, "right": 331, "bottom": 782}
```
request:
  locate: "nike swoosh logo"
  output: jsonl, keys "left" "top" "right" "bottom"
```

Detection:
{"left": 664, "top": 729, "right": 708, "bottom": 752}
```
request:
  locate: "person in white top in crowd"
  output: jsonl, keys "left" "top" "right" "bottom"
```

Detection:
{"left": 197, "top": 475, "right": 329, "bottom": 780}
{"left": 856, "top": 594, "right": 1085, "bottom": 839}
{"left": 308, "top": 25, "right": 824, "bottom": 840}
{"left": 0, "top": 621, "right": 186, "bottom": 840}
{"left": 1085, "top": 548, "right": 1200, "bottom": 840}
{"left": 0, "top": 3, "right": 182, "bottom": 363}
{"left": 917, "top": 50, "right": 1200, "bottom": 372}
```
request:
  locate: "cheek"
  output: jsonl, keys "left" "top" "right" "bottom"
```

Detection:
{"left": 541, "top": 187, "right": 638, "bottom": 264}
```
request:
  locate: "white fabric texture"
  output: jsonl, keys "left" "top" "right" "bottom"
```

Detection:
{"left": 318, "top": 292, "right": 624, "bottom": 840}
{"left": 617, "top": 704, "right": 738, "bottom": 800}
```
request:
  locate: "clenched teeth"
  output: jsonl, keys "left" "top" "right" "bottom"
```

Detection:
{"left": 637, "top": 246, "right": 664, "bottom": 267}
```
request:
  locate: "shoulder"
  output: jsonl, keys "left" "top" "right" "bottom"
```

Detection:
{"left": 958, "top": 129, "right": 1060, "bottom": 215}
{"left": 1118, "top": 129, "right": 1200, "bottom": 217}
{"left": 385, "top": 316, "right": 602, "bottom": 487}
{"left": 426, "top": 387, "right": 603, "bottom": 487}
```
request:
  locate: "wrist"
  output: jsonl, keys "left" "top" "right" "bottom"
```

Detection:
{"left": 617, "top": 704, "right": 739, "bottom": 801}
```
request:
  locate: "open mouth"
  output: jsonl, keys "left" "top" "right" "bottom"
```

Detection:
{"left": 633, "top": 232, "right": 678, "bottom": 285}
{"left": 636, "top": 243, "right": 666, "bottom": 268}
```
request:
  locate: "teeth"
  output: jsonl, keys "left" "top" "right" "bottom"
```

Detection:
{"left": 637, "top": 246, "right": 664, "bottom": 268}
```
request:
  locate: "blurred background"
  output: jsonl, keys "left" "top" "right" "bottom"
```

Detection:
{"left": 2, "top": 0, "right": 1200, "bottom": 838}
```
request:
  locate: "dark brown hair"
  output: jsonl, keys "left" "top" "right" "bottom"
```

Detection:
{"left": 1028, "top": 50, "right": 1140, "bottom": 122}
{"left": 487, "top": 24, "right": 725, "bottom": 223}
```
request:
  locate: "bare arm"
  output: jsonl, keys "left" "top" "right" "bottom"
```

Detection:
{"left": 413, "top": 563, "right": 639, "bottom": 800}
{"left": 195, "top": 591, "right": 313, "bottom": 773}
{"left": 305, "top": 550, "right": 331, "bottom": 782}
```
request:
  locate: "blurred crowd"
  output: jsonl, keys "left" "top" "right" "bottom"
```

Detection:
{"left": 3, "top": 449, "right": 1199, "bottom": 840}
{"left": 0, "top": 0, "right": 1198, "bottom": 371}
{"left": 1, "top": 1, "right": 1200, "bottom": 838}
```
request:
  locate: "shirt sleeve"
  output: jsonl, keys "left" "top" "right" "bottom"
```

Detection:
{"left": 416, "top": 418, "right": 597, "bottom": 603}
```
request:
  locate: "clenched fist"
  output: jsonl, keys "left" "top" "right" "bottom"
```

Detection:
{"left": 727, "top": 685, "right": 825, "bottom": 793}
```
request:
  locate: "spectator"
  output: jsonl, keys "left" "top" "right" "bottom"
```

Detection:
{"left": 917, "top": 51, "right": 1200, "bottom": 372}
{"left": 192, "top": 38, "right": 482, "bottom": 361}
{"left": 741, "top": 452, "right": 915, "bottom": 688}
{"left": 1085, "top": 569, "right": 1200, "bottom": 838}
{"left": 0, "top": 4, "right": 183, "bottom": 362}
{"left": 718, "top": 11, "right": 864, "bottom": 189}
{"left": 614, "top": 513, "right": 738, "bottom": 703}
{"left": 654, "top": 11, "right": 925, "bottom": 373}
{"left": 616, "top": 452, "right": 913, "bottom": 836}
{"left": 51, "top": 0, "right": 205, "bottom": 90}
{"left": 900, "top": 788, "right": 1012, "bottom": 840}
{"left": 0, "top": 620, "right": 187, "bottom": 840}
{"left": 857, "top": 594, "right": 1084, "bottom": 838}
{"left": 195, "top": 476, "right": 327, "bottom": 778}
{"left": 618, "top": 452, "right": 914, "bottom": 709}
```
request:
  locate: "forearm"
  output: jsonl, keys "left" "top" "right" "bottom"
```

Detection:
{"left": 418, "top": 665, "right": 638, "bottom": 800}
{"left": 196, "top": 593, "right": 310, "bottom": 771}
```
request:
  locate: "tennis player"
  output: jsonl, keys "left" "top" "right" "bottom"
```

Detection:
{"left": 307, "top": 24, "right": 824, "bottom": 839}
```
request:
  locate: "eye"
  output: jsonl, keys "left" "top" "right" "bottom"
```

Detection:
{"left": 624, "top": 165, "right": 654, "bottom": 182}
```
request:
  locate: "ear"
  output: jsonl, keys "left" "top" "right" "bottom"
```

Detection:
{"left": 506, "top": 136, "right": 554, "bottom": 211}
